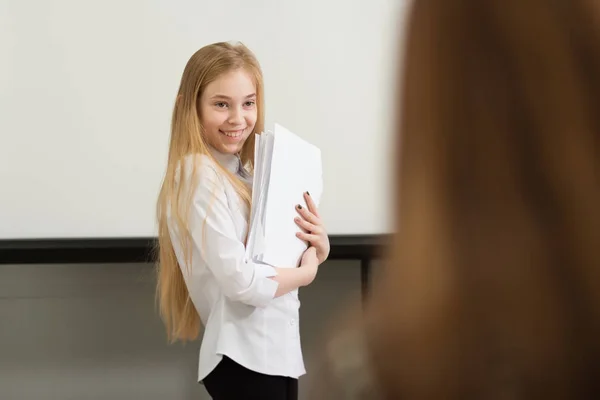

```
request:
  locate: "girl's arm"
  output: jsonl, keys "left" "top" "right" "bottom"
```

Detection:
{"left": 271, "top": 247, "right": 319, "bottom": 297}
{"left": 183, "top": 161, "right": 315, "bottom": 307}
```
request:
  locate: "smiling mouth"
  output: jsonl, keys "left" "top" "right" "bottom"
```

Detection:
{"left": 219, "top": 129, "right": 245, "bottom": 138}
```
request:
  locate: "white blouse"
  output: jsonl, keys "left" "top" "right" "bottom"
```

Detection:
{"left": 167, "top": 149, "right": 306, "bottom": 383}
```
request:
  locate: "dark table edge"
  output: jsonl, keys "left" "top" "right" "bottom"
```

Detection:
{"left": 0, "top": 234, "right": 390, "bottom": 265}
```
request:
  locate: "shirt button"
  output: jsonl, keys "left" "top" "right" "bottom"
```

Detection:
{"left": 290, "top": 319, "right": 295, "bottom": 326}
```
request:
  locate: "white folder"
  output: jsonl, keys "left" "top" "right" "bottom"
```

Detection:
{"left": 245, "top": 123, "right": 323, "bottom": 268}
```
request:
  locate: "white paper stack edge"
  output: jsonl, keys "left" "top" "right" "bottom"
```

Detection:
{"left": 244, "top": 123, "right": 323, "bottom": 268}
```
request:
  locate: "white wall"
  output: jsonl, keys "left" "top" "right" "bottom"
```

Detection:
{"left": 0, "top": 0, "right": 407, "bottom": 239}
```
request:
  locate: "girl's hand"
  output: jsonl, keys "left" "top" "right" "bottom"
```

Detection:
{"left": 294, "top": 192, "right": 330, "bottom": 264}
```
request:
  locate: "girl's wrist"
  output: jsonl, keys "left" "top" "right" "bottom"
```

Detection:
{"left": 300, "top": 262, "right": 318, "bottom": 286}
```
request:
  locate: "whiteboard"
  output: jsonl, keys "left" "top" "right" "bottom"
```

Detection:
{"left": 0, "top": 0, "right": 407, "bottom": 239}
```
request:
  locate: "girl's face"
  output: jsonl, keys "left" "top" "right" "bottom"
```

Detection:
{"left": 199, "top": 69, "right": 258, "bottom": 155}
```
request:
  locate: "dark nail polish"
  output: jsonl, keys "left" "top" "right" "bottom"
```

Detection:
{"left": 297, "top": 205, "right": 302, "bottom": 209}
{"left": 306, "top": 191, "right": 310, "bottom": 196}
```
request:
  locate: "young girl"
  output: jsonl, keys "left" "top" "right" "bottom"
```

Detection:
{"left": 155, "top": 42, "right": 330, "bottom": 400}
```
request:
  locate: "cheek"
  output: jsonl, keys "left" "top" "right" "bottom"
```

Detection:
{"left": 246, "top": 110, "right": 258, "bottom": 128}
{"left": 201, "top": 108, "right": 226, "bottom": 130}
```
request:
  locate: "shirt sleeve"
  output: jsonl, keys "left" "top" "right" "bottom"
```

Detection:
{"left": 188, "top": 162, "right": 279, "bottom": 308}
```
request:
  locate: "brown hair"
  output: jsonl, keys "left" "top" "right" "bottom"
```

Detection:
{"left": 312, "top": 1, "right": 600, "bottom": 398}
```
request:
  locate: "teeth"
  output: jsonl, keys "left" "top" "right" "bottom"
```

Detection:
{"left": 221, "top": 129, "right": 244, "bottom": 137}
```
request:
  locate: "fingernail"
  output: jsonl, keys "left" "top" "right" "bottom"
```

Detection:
{"left": 306, "top": 191, "right": 310, "bottom": 196}
{"left": 297, "top": 205, "right": 302, "bottom": 209}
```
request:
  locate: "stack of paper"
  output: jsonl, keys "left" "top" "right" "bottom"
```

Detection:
{"left": 245, "top": 123, "right": 323, "bottom": 268}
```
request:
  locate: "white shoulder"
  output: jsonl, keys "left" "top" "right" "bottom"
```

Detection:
{"left": 174, "top": 154, "right": 222, "bottom": 183}
{"left": 174, "top": 154, "right": 229, "bottom": 200}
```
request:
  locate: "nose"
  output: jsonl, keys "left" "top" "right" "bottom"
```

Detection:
{"left": 227, "top": 106, "right": 244, "bottom": 125}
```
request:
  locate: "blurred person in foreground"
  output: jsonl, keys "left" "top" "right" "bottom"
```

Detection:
{"left": 309, "top": 0, "right": 600, "bottom": 398}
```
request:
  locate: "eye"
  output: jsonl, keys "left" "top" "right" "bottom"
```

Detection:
{"left": 244, "top": 100, "right": 256, "bottom": 107}
{"left": 215, "top": 102, "right": 228, "bottom": 108}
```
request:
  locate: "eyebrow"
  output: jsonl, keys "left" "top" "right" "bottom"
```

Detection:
{"left": 210, "top": 93, "right": 256, "bottom": 100}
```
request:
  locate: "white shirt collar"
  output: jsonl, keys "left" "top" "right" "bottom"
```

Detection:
{"left": 208, "top": 146, "right": 241, "bottom": 175}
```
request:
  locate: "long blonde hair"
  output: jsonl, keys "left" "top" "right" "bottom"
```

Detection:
{"left": 155, "top": 42, "right": 265, "bottom": 342}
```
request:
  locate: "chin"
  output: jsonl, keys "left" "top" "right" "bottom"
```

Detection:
{"left": 221, "top": 141, "right": 245, "bottom": 155}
